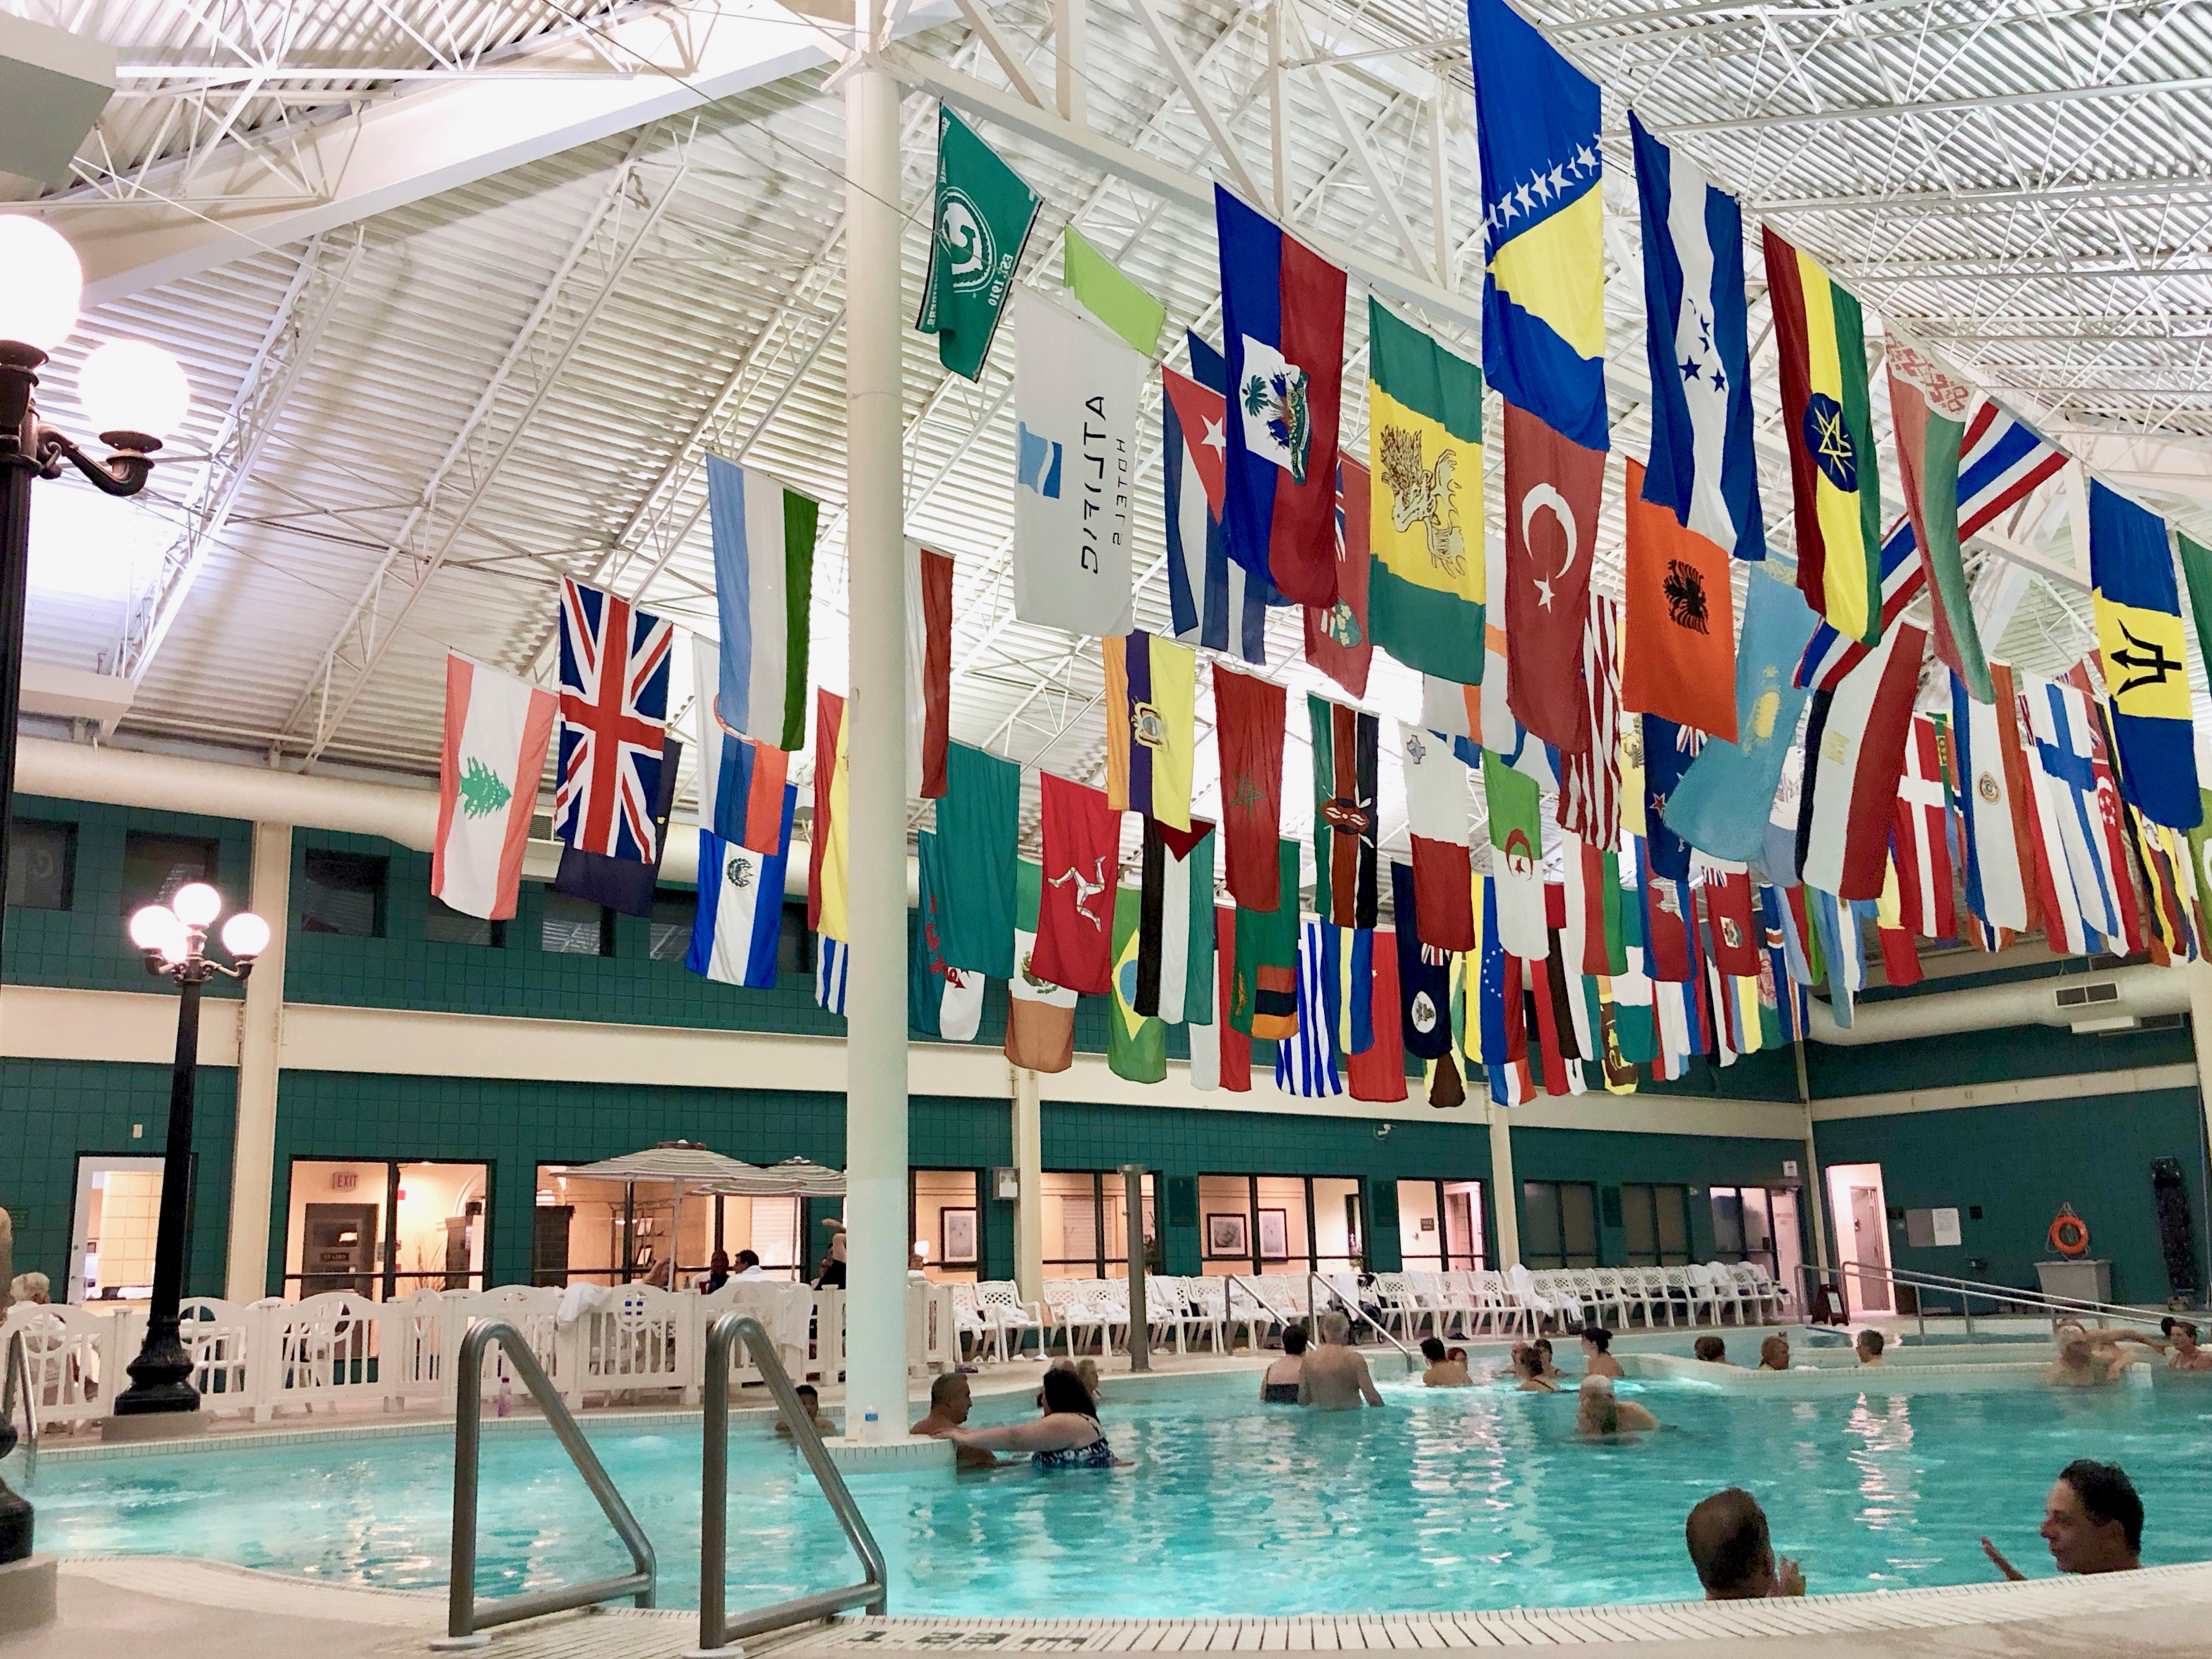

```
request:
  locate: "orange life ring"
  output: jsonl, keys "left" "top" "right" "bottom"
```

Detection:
{"left": 2049, "top": 1211, "right": 2090, "bottom": 1257}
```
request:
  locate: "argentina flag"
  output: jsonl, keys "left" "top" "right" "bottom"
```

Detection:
{"left": 1275, "top": 918, "right": 1344, "bottom": 1098}
{"left": 1630, "top": 113, "right": 1764, "bottom": 562}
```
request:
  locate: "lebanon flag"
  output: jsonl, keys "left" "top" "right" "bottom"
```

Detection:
{"left": 1398, "top": 722, "right": 1474, "bottom": 950}
{"left": 1032, "top": 772, "right": 1120, "bottom": 995}
{"left": 1892, "top": 714, "right": 1955, "bottom": 938}
{"left": 906, "top": 541, "right": 954, "bottom": 797}
{"left": 1797, "top": 622, "right": 1927, "bottom": 901}
{"left": 435, "top": 653, "right": 557, "bottom": 921}
{"left": 1214, "top": 663, "right": 1287, "bottom": 911}
{"left": 1503, "top": 401, "right": 1604, "bottom": 750}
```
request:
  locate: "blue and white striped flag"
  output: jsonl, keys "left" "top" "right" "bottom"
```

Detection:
{"left": 1163, "top": 332, "right": 1274, "bottom": 664}
{"left": 688, "top": 789, "right": 795, "bottom": 989}
{"left": 707, "top": 454, "right": 817, "bottom": 753}
{"left": 814, "top": 935, "right": 850, "bottom": 1015}
{"left": 1275, "top": 918, "right": 1343, "bottom": 1098}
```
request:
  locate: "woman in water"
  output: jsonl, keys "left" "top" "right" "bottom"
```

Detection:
{"left": 1262, "top": 1326, "right": 1309, "bottom": 1402}
{"left": 1758, "top": 1334, "right": 1792, "bottom": 1371}
{"left": 951, "top": 1366, "right": 1128, "bottom": 1468}
{"left": 1513, "top": 1345, "right": 1558, "bottom": 1392}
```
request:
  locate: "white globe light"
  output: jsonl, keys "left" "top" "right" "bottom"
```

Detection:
{"left": 171, "top": 881, "right": 221, "bottom": 927}
{"left": 78, "top": 339, "right": 190, "bottom": 441}
{"left": 128, "top": 904, "right": 179, "bottom": 953}
{"left": 220, "top": 911, "right": 271, "bottom": 961}
{"left": 0, "top": 219, "right": 82, "bottom": 351}
{"left": 913, "top": 1238, "right": 930, "bottom": 1257}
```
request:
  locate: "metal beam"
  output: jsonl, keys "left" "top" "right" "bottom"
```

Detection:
{"left": 1660, "top": 72, "right": 2212, "bottom": 139}
{"left": 1128, "top": 0, "right": 1262, "bottom": 203}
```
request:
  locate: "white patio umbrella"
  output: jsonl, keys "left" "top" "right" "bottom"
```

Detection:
{"left": 561, "top": 1142, "right": 766, "bottom": 1283}
{"left": 695, "top": 1156, "right": 847, "bottom": 1198}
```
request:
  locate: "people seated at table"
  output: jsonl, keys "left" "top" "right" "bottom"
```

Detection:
{"left": 1419, "top": 1336, "right": 1472, "bottom": 1387}
{"left": 733, "top": 1249, "right": 769, "bottom": 1280}
{"left": 701, "top": 1250, "right": 731, "bottom": 1293}
{"left": 1581, "top": 1327, "right": 1624, "bottom": 1379}
{"left": 1982, "top": 1460, "right": 2144, "bottom": 1578}
{"left": 1686, "top": 1488, "right": 1806, "bottom": 1599}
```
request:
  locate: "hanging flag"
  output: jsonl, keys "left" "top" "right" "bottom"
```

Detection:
{"left": 1137, "top": 819, "right": 1215, "bottom": 1023}
{"left": 1953, "top": 663, "right": 2035, "bottom": 933}
{"left": 2090, "top": 480, "right": 2201, "bottom": 828}
{"left": 1637, "top": 839, "right": 1695, "bottom": 983}
{"left": 1764, "top": 225, "right": 1882, "bottom": 643}
{"left": 688, "top": 791, "right": 795, "bottom": 991}
{"left": 1163, "top": 345, "right": 1273, "bottom": 666}
{"left": 815, "top": 935, "right": 849, "bottom": 1015}
{"left": 1103, "top": 629, "right": 1197, "bottom": 831}
{"left": 434, "top": 653, "right": 558, "bottom": 922}
{"left": 1007, "top": 860, "right": 1077, "bottom": 1074}
{"left": 1622, "top": 458, "right": 1737, "bottom": 740}
{"left": 906, "top": 541, "right": 954, "bottom": 798}
{"left": 1629, "top": 112, "right": 1764, "bottom": 563}
{"left": 1797, "top": 623, "right": 1928, "bottom": 902}
{"left": 1797, "top": 403, "right": 2067, "bottom": 691}
{"left": 1348, "top": 931, "right": 1407, "bottom": 1102}
{"left": 707, "top": 457, "right": 816, "bottom": 753}
{"left": 2181, "top": 533, "right": 2212, "bottom": 674}
{"left": 1558, "top": 594, "right": 1623, "bottom": 851}
{"left": 1483, "top": 750, "right": 1547, "bottom": 959}
{"left": 1032, "top": 772, "right": 1119, "bottom": 995}
{"left": 1013, "top": 289, "right": 1140, "bottom": 637}
{"left": 1366, "top": 298, "right": 1485, "bottom": 680}
{"left": 808, "top": 688, "right": 850, "bottom": 941}
{"left": 1807, "top": 889, "right": 1864, "bottom": 1027}
{"left": 1233, "top": 842, "right": 1303, "bottom": 1040}
{"left": 1893, "top": 715, "right": 1956, "bottom": 939}
{"left": 693, "top": 640, "right": 790, "bottom": 856}
{"left": 1886, "top": 338, "right": 1992, "bottom": 702}
{"left": 1399, "top": 723, "right": 1474, "bottom": 950}
{"left": 1706, "top": 870, "right": 1761, "bottom": 977}
{"left": 1526, "top": 940, "right": 1572, "bottom": 1097}
{"left": 1306, "top": 458, "right": 1373, "bottom": 696}
{"left": 911, "top": 831, "right": 986, "bottom": 1042}
{"left": 1204, "top": 904, "right": 1254, "bottom": 1091}
{"left": 2133, "top": 809, "right": 2198, "bottom": 963}
{"left": 1216, "top": 187, "right": 1346, "bottom": 607}
{"left": 554, "top": 578, "right": 675, "bottom": 862}
{"left": 1471, "top": 873, "right": 1532, "bottom": 1105}
{"left": 1392, "top": 863, "right": 1454, "bottom": 1061}
{"left": 1215, "top": 664, "right": 1287, "bottom": 911}
{"left": 1642, "top": 714, "right": 1701, "bottom": 881}
{"left": 2023, "top": 672, "right": 2136, "bottom": 952}
{"left": 1467, "top": 0, "right": 1608, "bottom": 452}
{"left": 557, "top": 736, "right": 680, "bottom": 918}
{"left": 1310, "top": 696, "right": 1380, "bottom": 928}
{"left": 1561, "top": 832, "right": 1623, "bottom": 976}
{"left": 916, "top": 107, "right": 1039, "bottom": 381}
{"left": 1503, "top": 402, "right": 1603, "bottom": 749}
{"left": 1108, "top": 887, "right": 1168, "bottom": 1084}
{"left": 1321, "top": 924, "right": 1375, "bottom": 1056}
{"left": 2077, "top": 669, "right": 2149, "bottom": 956}
{"left": 1872, "top": 856, "right": 1924, "bottom": 985}
{"left": 1276, "top": 919, "right": 1345, "bottom": 1097}
{"left": 1664, "top": 564, "right": 1818, "bottom": 862}
{"left": 1063, "top": 225, "right": 1164, "bottom": 355}
{"left": 936, "top": 742, "right": 1020, "bottom": 980}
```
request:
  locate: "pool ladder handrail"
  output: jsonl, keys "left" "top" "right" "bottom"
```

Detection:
{"left": 2, "top": 1328, "right": 37, "bottom": 1469}
{"left": 1800, "top": 1261, "right": 2177, "bottom": 1342}
{"left": 434, "top": 1318, "right": 656, "bottom": 1648}
{"left": 1308, "top": 1272, "right": 1422, "bottom": 1373}
{"left": 694, "top": 1311, "right": 888, "bottom": 1656}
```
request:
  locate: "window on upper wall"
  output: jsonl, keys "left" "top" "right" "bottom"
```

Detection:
{"left": 299, "top": 850, "right": 389, "bottom": 937}
{"left": 7, "top": 820, "right": 75, "bottom": 911}
{"left": 1620, "top": 1182, "right": 1694, "bottom": 1267}
{"left": 541, "top": 889, "right": 613, "bottom": 956}
{"left": 121, "top": 831, "right": 217, "bottom": 913}
{"left": 1521, "top": 1180, "right": 1601, "bottom": 1270}
{"left": 776, "top": 902, "right": 811, "bottom": 977}
{"left": 648, "top": 888, "right": 693, "bottom": 962}
{"left": 425, "top": 892, "right": 504, "bottom": 948}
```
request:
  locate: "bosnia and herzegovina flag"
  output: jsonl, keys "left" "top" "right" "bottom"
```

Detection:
{"left": 1366, "top": 299, "right": 1485, "bottom": 682}
{"left": 1763, "top": 225, "right": 1883, "bottom": 644}
{"left": 1216, "top": 187, "right": 1346, "bottom": 610}
{"left": 2090, "top": 480, "right": 2202, "bottom": 828}
{"left": 1467, "top": 0, "right": 1608, "bottom": 453}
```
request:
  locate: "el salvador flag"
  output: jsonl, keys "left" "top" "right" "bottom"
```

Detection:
{"left": 686, "top": 785, "right": 795, "bottom": 990}
{"left": 1630, "top": 113, "right": 1765, "bottom": 562}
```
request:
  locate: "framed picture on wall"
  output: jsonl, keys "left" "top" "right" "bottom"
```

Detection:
{"left": 1206, "top": 1212, "right": 1249, "bottom": 1256}
{"left": 1258, "top": 1209, "right": 1291, "bottom": 1262}
{"left": 941, "top": 1208, "right": 978, "bottom": 1265}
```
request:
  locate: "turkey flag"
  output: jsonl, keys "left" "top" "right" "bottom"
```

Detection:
{"left": 1031, "top": 772, "right": 1120, "bottom": 995}
{"left": 1503, "top": 402, "right": 1606, "bottom": 750}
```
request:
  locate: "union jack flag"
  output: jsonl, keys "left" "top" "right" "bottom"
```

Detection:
{"left": 554, "top": 578, "right": 675, "bottom": 862}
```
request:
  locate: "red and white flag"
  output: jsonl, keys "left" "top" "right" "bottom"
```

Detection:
{"left": 906, "top": 541, "right": 954, "bottom": 798}
{"left": 1191, "top": 905, "right": 1253, "bottom": 1092}
{"left": 1397, "top": 722, "right": 1474, "bottom": 950}
{"left": 1346, "top": 931, "right": 1407, "bottom": 1102}
{"left": 1032, "top": 772, "right": 1121, "bottom": 995}
{"left": 1214, "top": 664, "right": 1287, "bottom": 911}
{"left": 1892, "top": 714, "right": 1955, "bottom": 938}
{"left": 1705, "top": 869, "right": 1761, "bottom": 977}
{"left": 1798, "top": 621, "right": 1926, "bottom": 900}
{"left": 1503, "top": 403, "right": 1604, "bottom": 751}
{"left": 1560, "top": 833, "right": 1611, "bottom": 975}
{"left": 1953, "top": 661, "right": 2035, "bottom": 932}
{"left": 1558, "top": 594, "right": 1622, "bottom": 851}
{"left": 433, "top": 654, "right": 557, "bottom": 921}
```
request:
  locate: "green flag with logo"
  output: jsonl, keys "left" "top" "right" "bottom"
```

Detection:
{"left": 916, "top": 107, "right": 1040, "bottom": 381}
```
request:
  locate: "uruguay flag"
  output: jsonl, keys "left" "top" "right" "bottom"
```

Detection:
{"left": 687, "top": 785, "right": 795, "bottom": 989}
{"left": 1163, "top": 333, "right": 1275, "bottom": 665}
{"left": 1631, "top": 113, "right": 1763, "bottom": 562}
{"left": 1217, "top": 187, "right": 1346, "bottom": 610}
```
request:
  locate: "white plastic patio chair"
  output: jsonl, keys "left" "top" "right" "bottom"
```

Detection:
{"left": 1506, "top": 1264, "right": 1571, "bottom": 1332}
{"left": 1574, "top": 1269, "right": 1630, "bottom": 1330}
{"left": 949, "top": 1282, "right": 998, "bottom": 1363}
{"left": 1615, "top": 1266, "right": 1667, "bottom": 1329}
{"left": 1702, "top": 1262, "right": 1753, "bottom": 1326}
{"left": 1480, "top": 1268, "right": 1533, "bottom": 1336}
{"left": 976, "top": 1280, "right": 1047, "bottom": 1358}
{"left": 1671, "top": 1265, "right": 1723, "bottom": 1326}
{"left": 1369, "top": 1273, "right": 1424, "bottom": 1339}
{"left": 1745, "top": 1262, "right": 1795, "bottom": 1322}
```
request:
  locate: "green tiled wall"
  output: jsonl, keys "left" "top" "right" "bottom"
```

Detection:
{"left": 1805, "top": 1018, "right": 2196, "bottom": 1099}
{"left": 1513, "top": 1126, "right": 1805, "bottom": 1265}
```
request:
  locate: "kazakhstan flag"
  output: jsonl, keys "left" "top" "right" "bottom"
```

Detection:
{"left": 1467, "top": 0, "right": 1608, "bottom": 451}
{"left": 2089, "top": 480, "right": 2201, "bottom": 829}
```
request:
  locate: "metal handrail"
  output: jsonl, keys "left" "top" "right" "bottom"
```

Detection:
{"left": 1308, "top": 1271, "right": 1422, "bottom": 1372}
{"left": 435, "top": 1319, "right": 655, "bottom": 1647}
{"left": 1801, "top": 1261, "right": 2177, "bottom": 1341}
{"left": 3, "top": 1329, "right": 36, "bottom": 1469}
{"left": 695, "top": 1312, "right": 887, "bottom": 1655}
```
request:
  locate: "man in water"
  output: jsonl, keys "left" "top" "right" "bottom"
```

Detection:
{"left": 1685, "top": 1488, "right": 1805, "bottom": 1598}
{"left": 1299, "top": 1309, "right": 1386, "bottom": 1409}
{"left": 2043, "top": 1320, "right": 2157, "bottom": 1386}
{"left": 1757, "top": 1335, "right": 1792, "bottom": 1371}
{"left": 1982, "top": 1461, "right": 2143, "bottom": 1579}
{"left": 1418, "top": 1337, "right": 1471, "bottom": 1387}
{"left": 1575, "top": 1373, "right": 1657, "bottom": 1437}
{"left": 912, "top": 1372, "right": 997, "bottom": 1468}
{"left": 774, "top": 1383, "right": 835, "bottom": 1439}
{"left": 1854, "top": 1329, "right": 1887, "bottom": 1366}
{"left": 1694, "top": 1336, "right": 1729, "bottom": 1365}
{"left": 1581, "top": 1326, "right": 1624, "bottom": 1379}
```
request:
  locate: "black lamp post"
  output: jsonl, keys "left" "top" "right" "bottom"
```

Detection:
{"left": 109, "top": 887, "right": 268, "bottom": 1419}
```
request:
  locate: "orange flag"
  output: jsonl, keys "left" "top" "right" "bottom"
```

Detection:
{"left": 1621, "top": 458, "right": 1738, "bottom": 741}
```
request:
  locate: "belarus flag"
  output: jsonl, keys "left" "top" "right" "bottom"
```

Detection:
{"left": 433, "top": 653, "right": 557, "bottom": 921}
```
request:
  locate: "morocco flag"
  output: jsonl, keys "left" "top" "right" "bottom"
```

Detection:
{"left": 1032, "top": 772, "right": 1120, "bottom": 995}
{"left": 1798, "top": 622, "right": 1927, "bottom": 900}
{"left": 434, "top": 653, "right": 557, "bottom": 921}
{"left": 1214, "top": 664, "right": 1287, "bottom": 910}
{"left": 1503, "top": 402, "right": 1604, "bottom": 750}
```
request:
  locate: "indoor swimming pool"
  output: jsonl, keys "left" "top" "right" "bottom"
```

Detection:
{"left": 16, "top": 1368, "right": 2212, "bottom": 1617}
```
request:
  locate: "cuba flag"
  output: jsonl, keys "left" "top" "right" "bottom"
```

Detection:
{"left": 1630, "top": 113, "right": 1763, "bottom": 562}
{"left": 2089, "top": 481, "right": 2202, "bottom": 828}
{"left": 688, "top": 783, "right": 796, "bottom": 989}
{"left": 1468, "top": 0, "right": 1607, "bottom": 452}
{"left": 1216, "top": 187, "right": 1347, "bottom": 610}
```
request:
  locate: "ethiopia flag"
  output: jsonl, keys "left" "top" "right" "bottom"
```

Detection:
{"left": 1366, "top": 299, "right": 1484, "bottom": 682}
{"left": 1764, "top": 226, "right": 1881, "bottom": 645}
{"left": 2090, "top": 481, "right": 2202, "bottom": 829}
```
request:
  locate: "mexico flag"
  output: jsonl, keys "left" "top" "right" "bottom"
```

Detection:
{"left": 434, "top": 653, "right": 557, "bottom": 921}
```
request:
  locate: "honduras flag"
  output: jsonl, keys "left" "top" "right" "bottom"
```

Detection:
{"left": 1630, "top": 114, "right": 1764, "bottom": 562}
{"left": 688, "top": 784, "right": 796, "bottom": 989}
{"left": 707, "top": 455, "right": 817, "bottom": 753}
{"left": 1163, "top": 333, "right": 1276, "bottom": 665}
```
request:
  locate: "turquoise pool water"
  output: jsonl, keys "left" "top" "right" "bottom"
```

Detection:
{"left": 16, "top": 1370, "right": 2212, "bottom": 1616}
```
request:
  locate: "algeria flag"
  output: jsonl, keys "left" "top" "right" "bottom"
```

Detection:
{"left": 433, "top": 653, "right": 557, "bottom": 921}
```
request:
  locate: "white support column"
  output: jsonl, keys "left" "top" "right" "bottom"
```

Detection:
{"left": 2185, "top": 961, "right": 2212, "bottom": 1248}
{"left": 1266, "top": 0, "right": 1286, "bottom": 216}
{"left": 1054, "top": 0, "right": 1088, "bottom": 126}
{"left": 225, "top": 821, "right": 291, "bottom": 1301}
{"left": 1486, "top": 1096, "right": 1521, "bottom": 1269}
{"left": 842, "top": 4, "right": 911, "bottom": 1443}
{"left": 1011, "top": 1064, "right": 1044, "bottom": 1301}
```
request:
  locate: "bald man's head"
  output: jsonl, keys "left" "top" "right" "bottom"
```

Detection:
{"left": 1686, "top": 1488, "right": 1776, "bottom": 1599}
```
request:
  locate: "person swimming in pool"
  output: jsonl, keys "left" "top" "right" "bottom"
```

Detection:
{"left": 2161, "top": 1318, "right": 2212, "bottom": 1372}
{"left": 1757, "top": 1335, "right": 1791, "bottom": 1371}
{"left": 2045, "top": 1320, "right": 2156, "bottom": 1386}
{"left": 1263, "top": 1326, "right": 1309, "bottom": 1402}
{"left": 1575, "top": 1373, "right": 1658, "bottom": 1437}
{"left": 1512, "top": 1345, "right": 1558, "bottom": 1393}
{"left": 1420, "top": 1336, "right": 1473, "bottom": 1387}
{"left": 1982, "top": 1460, "right": 2144, "bottom": 1579}
{"left": 1686, "top": 1488, "right": 1806, "bottom": 1599}
{"left": 1694, "top": 1336, "right": 1730, "bottom": 1365}
{"left": 1300, "top": 1310, "right": 1386, "bottom": 1410}
{"left": 1580, "top": 1327, "right": 1624, "bottom": 1379}
{"left": 1854, "top": 1329, "right": 1888, "bottom": 1366}
{"left": 949, "top": 1365, "right": 1127, "bottom": 1468}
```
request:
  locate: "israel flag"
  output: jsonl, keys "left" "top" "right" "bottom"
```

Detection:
{"left": 1630, "top": 112, "right": 1766, "bottom": 562}
{"left": 686, "top": 786, "right": 796, "bottom": 990}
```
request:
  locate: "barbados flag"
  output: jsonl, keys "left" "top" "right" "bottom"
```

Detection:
{"left": 1467, "top": 0, "right": 1608, "bottom": 452}
{"left": 2090, "top": 480, "right": 2202, "bottom": 829}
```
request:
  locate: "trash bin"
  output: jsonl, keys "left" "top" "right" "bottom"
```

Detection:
{"left": 2036, "top": 1258, "right": 2112, "bottom": 1305}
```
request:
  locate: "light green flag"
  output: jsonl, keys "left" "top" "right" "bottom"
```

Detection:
{"left": 1063, "top": 227, "right": 1165, "bottom": 357}
{"left": 915, "top": 107, "right": 1040, "bottom": 381}
{"left": 2178, "top": 533, "right": 2212, "bottom": 677}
